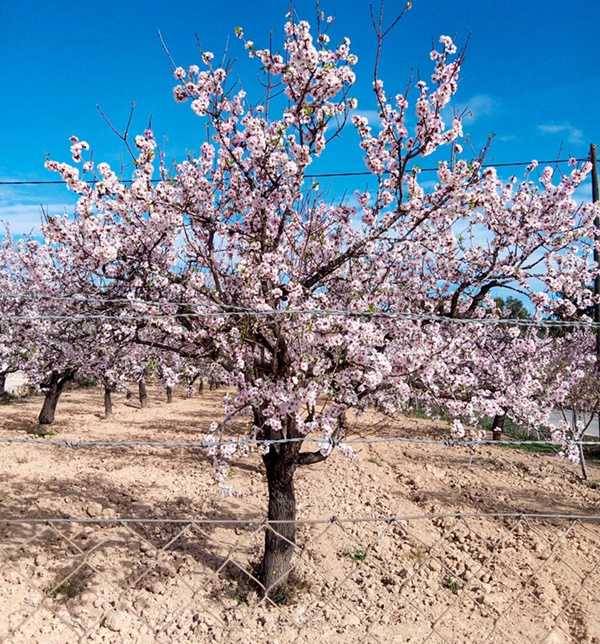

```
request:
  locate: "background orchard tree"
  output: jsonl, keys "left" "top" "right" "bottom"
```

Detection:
{"left": 41, "top": 6, "right": 598, "bottom": 596}
{"left": 8, "top": 238, "right": 98, "bottom": 431}
{"left": 494, "top": 296, "right": 531, "bottom": 321}
{"left": 0, "top": 232, "right": 142, "bottom": 427}
{"left": 544, "top": 328, "right": 599, "bottom": 479}
{"left": 0, "top": 232, "right": 24, "bottom": 401}
{"left": 86, "top": 328, "right": 138, "bottom": 419}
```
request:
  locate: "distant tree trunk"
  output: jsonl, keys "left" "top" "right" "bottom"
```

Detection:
{"left": 579, "top": 441, "right": 589, "bottom": 481}
{"left": 104, "top": 385, "right": 114, "bottom": 419}
{"left": 138, "top": 380, "right": 148, "bottom": 408}
{"left": 573, "top": 408, "right": 589, "bottom": 481}
{"left": 166, "top": 386, "right": 173, "bottom": 404}
{"left": 492, "top": 413, "right": 506, "bottom": 441}
{"left": 34, "top": 369, "right": 77, "bottom": 432}
{"left": 0, "top": 371, "right": 8, "bottom": 403}
{"left": 198, "top": 378, "right": 204, "bottom": 394}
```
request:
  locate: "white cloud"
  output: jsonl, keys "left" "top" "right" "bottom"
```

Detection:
{"left": 574, "top": 179, "right": 593, "bottom": 204}
{"left": 351, "top": 109, "right": 381, "bottom": 125}
{"left": 0, "top": 204, "right": 42, "bottom": 235}
{"left": 496, "top": 134, "right": 516, "bottom": 143}
{"left": 0, "top": 180, "right": 76, "bottom": 236}
{"left": 0, "top": 202, "right": 71, "bottom": 235}
{"left": 356, "top": 94, "right": 498, "bottom": 129}
{"left": 453, "top": 94, "right": 496, "bottom": 123}
{"left": 537, "top": 123, "right": 584, "bottom": 145}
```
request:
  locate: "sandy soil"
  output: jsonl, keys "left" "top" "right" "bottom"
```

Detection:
{"left": 1, "top": 386, "right": 600, "bottom": 643}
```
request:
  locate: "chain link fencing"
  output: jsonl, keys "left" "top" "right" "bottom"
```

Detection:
{"left": 2, "top": 513, "right": 599, "bottom": 643}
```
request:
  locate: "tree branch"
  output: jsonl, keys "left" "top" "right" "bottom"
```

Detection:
{"left": 297, "top": 450, "right": 328, "bottom": 466}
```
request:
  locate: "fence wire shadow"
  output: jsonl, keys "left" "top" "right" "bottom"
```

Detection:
{"left": 1, "top": 513, "right": 600, "bottom": 643}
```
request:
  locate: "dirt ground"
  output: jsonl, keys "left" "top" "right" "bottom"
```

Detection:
{"left": 1, "top": 386, "right": 600, "bottom": 643}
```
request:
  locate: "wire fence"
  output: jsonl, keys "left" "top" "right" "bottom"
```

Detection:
{"left": 1, "top": 151, "right": 598, "bottom": 642}
{"left": 2, "top": 387, "right": 600, "bottom": 642}
{"left": 2, "top": 293, "right": 600, "bottom": 331}
{"left": 0, "top": 384, "right": 600, "bottom": 644}
{"left": 1, "top": 513, "right": 599, "bottom": 643}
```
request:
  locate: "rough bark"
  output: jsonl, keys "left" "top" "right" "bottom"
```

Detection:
{"left": 261, "top": 446, "right": 297, "bottom": 597}
{"left": 104, "top": 385, "right": 114, "bottom": 419}
{"left": 35, "top": 369, "right": 77, "bottom": 432}
{"left": 138, "top": 380, "right": 148, "bottom": 408}
{"left": 257, "top": 406, "right": 341, "bottom": 596}
{"left": 579, "top": 441, "right": 589, "bottom": 481}
{"left": 255, "top": 402, "right": 338, "bottom": 597}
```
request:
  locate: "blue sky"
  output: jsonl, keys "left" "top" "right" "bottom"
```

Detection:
{"left": 1, "top": 0, "right": 598, "bottom": 234}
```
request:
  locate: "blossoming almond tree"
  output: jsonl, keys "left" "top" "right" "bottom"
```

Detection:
{"left": 41, "top": 8, "right": 598, "bottom": 594}
{"left": 0, "top": 232, "right": 158, "bottom": 426}
{"left": 0, "top": 232, "right": 32, "bottom": 402}
{"left": 0, "top": 238, "right": 84, "bottom": 429}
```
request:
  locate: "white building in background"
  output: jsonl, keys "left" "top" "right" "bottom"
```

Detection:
{"left": 547, "top": 409, "right": 599, "bottom": 438}
{"left": 4, "top": 370, "right": 28, "bottom": 394}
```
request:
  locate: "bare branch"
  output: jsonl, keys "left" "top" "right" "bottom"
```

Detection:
{"left": 158, "top": 29, "right": 178, "bottom": 72}
{"left": 96, "top": 103, "right": 138, "bottom": 164}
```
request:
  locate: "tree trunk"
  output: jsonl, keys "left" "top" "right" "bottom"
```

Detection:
{"left": 261, "top": 447, "right": 297, "bottom": 597}
{"left": 0, "top": 371, "right": 9, "bottom": 403}
{"left": 572, "top": 408, "right": 589, "bottom": 481}
{"left": 138, "top": 380, "right": 148, "bottom": 408}
{"left": 166, "top": 386, "right": 173, "bottom": 404}
{"left": 198, "top": 378, "right": 204, "bottom": 394}
{"left": 35, "top": 369, "right": 77, "bottom": 432}
{"left": 579, "top": 441, "right": 589, "bottom": 481}
{"left": 491, "top": 413, "right": 506, "bottom": 441}
{"left": 104, "top": 385, "right": 114, "bottom": 419}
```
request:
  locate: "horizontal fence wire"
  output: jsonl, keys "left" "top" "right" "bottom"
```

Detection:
{"left": 1, "top": 513, "right": 599, "bottom": 643}
{"left": 2, "top": 512, "right": 600, "bottom": 526}
{"left": 0, "top": 157, "right": 589, "bottom": 186}
{"left": 0, "top": 436, "right": 596, "bottom": 450}
{"left": 0, "top": 306, "right": 598, "bottom": 328}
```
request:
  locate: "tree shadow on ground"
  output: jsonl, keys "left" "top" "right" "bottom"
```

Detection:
{"left": 0, "top": 463, "right": 268, "bottom": 597}
{"left": 390, "top": 448, "right": 600, "bottom": 517}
